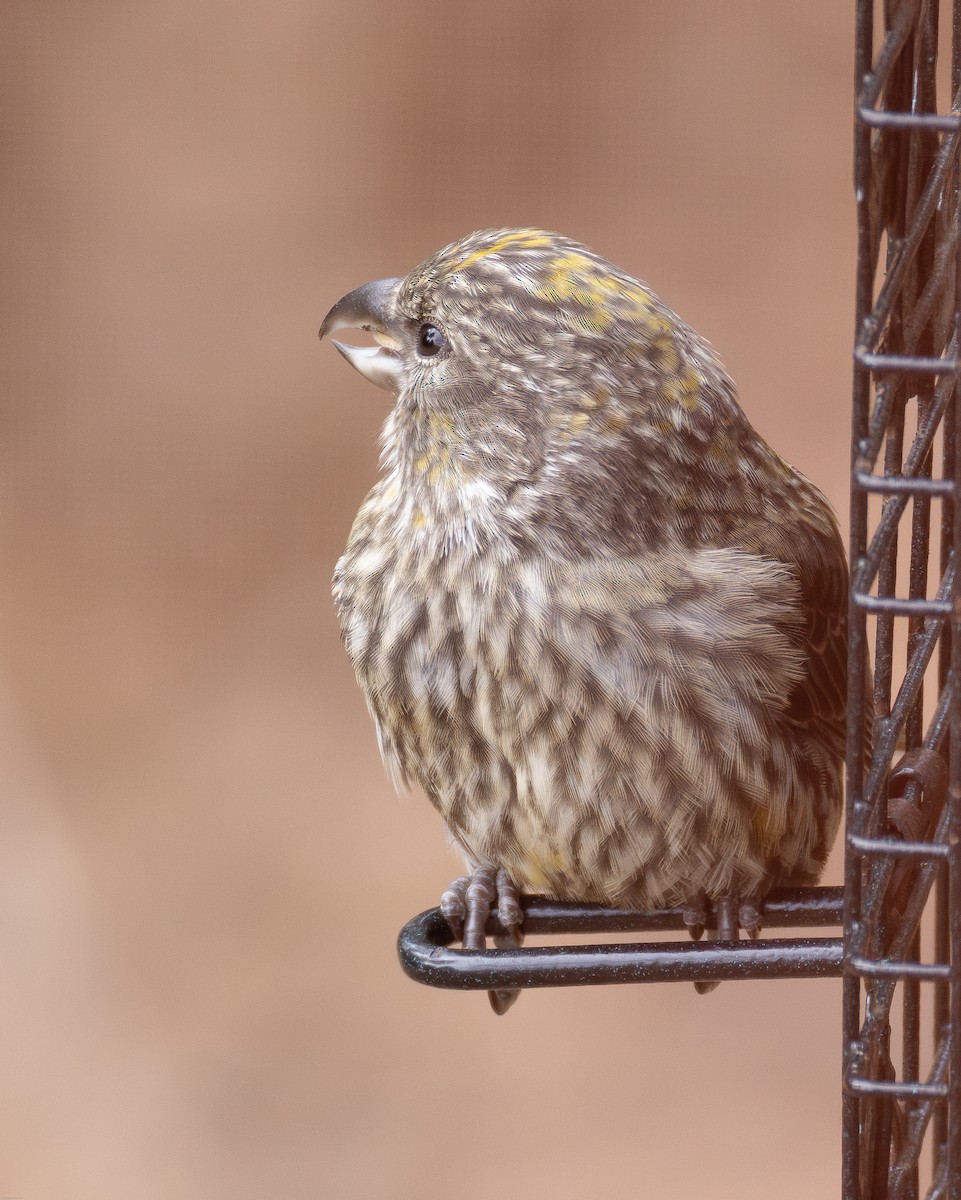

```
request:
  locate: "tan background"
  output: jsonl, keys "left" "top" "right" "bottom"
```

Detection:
{"left": 2, "top": 3, "right": 855, "bottom": 1198}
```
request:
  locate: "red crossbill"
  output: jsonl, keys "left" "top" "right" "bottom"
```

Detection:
{"left": 322, "top": 229, "right": 846, "bottom": 1011}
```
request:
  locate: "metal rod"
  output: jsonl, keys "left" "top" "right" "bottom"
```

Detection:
{"left": 847, "top": 955, "right": 951, "bottom": 981}
{"left": 398, "top": 909, "right": 843, "bottom": 990}
{"left": 856, "top": 351, "right": 960, "bottom": 373}
{"left": 848, "top": 834, "right": 950, "bottom": 858}
{"left": 847, "top": 1077, "right": 949, "bottom": 1100}
{"left": 856, "top": 375, "right": 957, "bottom": 584}
{"left": 856, "top": 85, "right": 961, "bottom": 358}
{"left": 853, "top": 593, "right": 950, "bottom": 615}
{"left": 858, "top": 108, "right": 961, "bottom": 131}
{"left": 947, "top": 95, "right": 961, "bottom": 1196}
{"left": 847, "top": 3, "right": 879, "bottom": 1194}
{"left": 855, "top": 472, "right": 954, "bottom": 495}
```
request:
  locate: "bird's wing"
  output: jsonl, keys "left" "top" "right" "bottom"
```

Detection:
{"left": 511, "top": 544, "right": 807, "bottom": 758}
{"left": 496, "top": 545, "right": 812, "bottom": 903}
{"left": 776, "top": 521, "right": 849, "bottom": 764}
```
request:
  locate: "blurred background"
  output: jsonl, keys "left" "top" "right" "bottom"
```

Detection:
{"left": 1, "top": 3, "right": 853, "bottom": 1197}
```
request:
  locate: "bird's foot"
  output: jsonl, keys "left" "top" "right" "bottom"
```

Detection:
{"left": 685, "top": 892, "right": 763, "bottom": 994}
{"left": 682, "top": 893, "right": 709, "bottom": 942}
{"left": 440, "top": 867, "right": 523, "bottom": 1015}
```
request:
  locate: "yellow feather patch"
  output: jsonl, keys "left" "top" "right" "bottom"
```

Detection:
{"left": 655, "top": 337, "right": 680, "bottom": 374}
{"left": 600, "top": 411, "right": 629, "bottom": 435}
{"left": 426, "top": 448, "right": 454, "bottom": 486}
{"left": 533, "top": 254, "right": 660, "bottom": 340}
{"left": 663, "top": 365, "right": 702, "bottom": 411}
{"left": 428, "top": 412, "right": 455, "bottom": 435}
{"left": 519, "top": 849, "right": 567, "bottom": 891}
{"left": 448, "top": 230, "right": 553, "bottom": 275}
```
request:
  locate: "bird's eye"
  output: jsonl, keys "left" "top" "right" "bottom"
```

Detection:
{"left": 417, "top": 324, "right": 446, "bottom": 356}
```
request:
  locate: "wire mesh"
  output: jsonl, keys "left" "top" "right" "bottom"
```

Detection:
{"left": 846, "top": 1, "right": 961, "bottom": 1197}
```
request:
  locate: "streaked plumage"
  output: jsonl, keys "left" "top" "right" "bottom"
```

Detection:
{"left": 324, "top": 228, "right": 845, "bottom": 938}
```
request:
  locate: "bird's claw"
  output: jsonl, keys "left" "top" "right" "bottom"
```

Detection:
{"left": 494, "top": 868, "right": 523, "bottom": 934}
{"left": 682, "top": 893, "right": 708, "bottom": 942}
{"left": 687, "top": 892, "right": 763, "bottom": 994}
{"left": 463, "top": 867, "right": 498, "bottom": 951}
{"left": 738, "top": 900, "right": 762, "bottom": 940}
{"left": 440, "top": 876, "right": 470, "bottom": 943}
{"left": 440, "top": 867, "right": 523, "bottom": 1015}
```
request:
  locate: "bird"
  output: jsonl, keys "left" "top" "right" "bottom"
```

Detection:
{"left": 321, "top": 228, "right": 846, "bottom": 1012}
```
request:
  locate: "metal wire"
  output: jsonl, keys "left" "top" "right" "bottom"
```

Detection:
{"left": 846, "top": 1, "right": 961, "bottom": 1197}
{"left": 399, "top": 888, "right": 844, "bottom": 990}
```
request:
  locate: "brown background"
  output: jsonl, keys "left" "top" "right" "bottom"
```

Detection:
{"left": 2, "top": 3, "right": 855, "bottom": 1197}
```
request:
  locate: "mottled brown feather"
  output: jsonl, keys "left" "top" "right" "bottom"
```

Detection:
{"left": 330, "top": 228, "right": 847, "bottom": 909}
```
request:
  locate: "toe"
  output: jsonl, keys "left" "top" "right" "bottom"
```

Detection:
{"left": 683, "top": 892, "right": 708, "bottom": 942}
{"left": 440, "top": 876, "right": 470, "bottom": 941}
{"left": 463, "top": 867, "right": 497, "bottom": 951}
{"left": 739, "top": 901, "right": 762, "bottom": 939}
{"left": 495, "top": 868, "right": 524, "bottom": 934}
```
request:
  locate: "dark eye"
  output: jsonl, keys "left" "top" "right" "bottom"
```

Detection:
{"left": 417, "top": 323, "right": 446, "bottom": 356}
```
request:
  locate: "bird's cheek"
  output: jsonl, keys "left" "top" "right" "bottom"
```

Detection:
{"left": 404, "top": 362, "right": 461, "bottom": 404}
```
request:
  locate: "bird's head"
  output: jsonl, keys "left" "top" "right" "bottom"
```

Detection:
{"left": 320, "top": 229, "right": 739, "bottom": 543}
{"left": 320, "top": 226, "right": 712, "bottom": 391}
